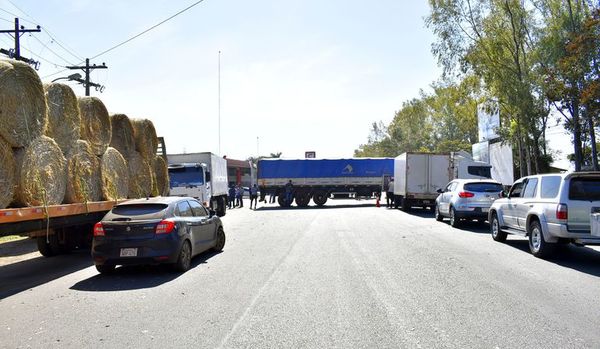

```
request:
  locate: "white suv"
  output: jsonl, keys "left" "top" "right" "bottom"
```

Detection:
{"left": 488, "top": 172, "right": 600, "bottom": 258}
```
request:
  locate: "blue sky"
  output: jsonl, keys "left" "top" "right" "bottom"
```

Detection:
{"left": 0, "top": 0, "right": 571, "bottom": 166}
{"left": 0, "top": 0, "right": 443, "bottom": 159}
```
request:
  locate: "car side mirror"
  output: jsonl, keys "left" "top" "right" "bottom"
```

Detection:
{"left": 436, "top": 189, "right": 443, "bottom": 194}
{"left": 209, "top": 209, "right": 216, "bottom": 217}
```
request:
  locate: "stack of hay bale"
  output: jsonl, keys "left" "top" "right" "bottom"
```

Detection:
{"left": 0, "top": 59, "right": 169, "bottom": 209}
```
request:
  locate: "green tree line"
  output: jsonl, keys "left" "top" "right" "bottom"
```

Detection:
{"left": 356, "top": 0, "right": 599, "bottom": 175}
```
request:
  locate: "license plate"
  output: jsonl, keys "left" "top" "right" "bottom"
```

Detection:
{"left": 591, "top": 213, "right": 600, "bottom": 237}
{"left": 423, "top": 200, "right": 431, "bottom": 204}
{"left": 482, "top": 208, "right": 489, "bottom": 213}
{"left": 120, "top": 248, "right": 138, "bottom": 257}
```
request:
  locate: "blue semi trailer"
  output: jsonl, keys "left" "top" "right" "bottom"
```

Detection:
{"left": 257, "top": 158, "right": 394, "bottom": 207}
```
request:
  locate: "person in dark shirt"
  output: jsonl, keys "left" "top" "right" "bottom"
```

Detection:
{"left": 249, "top": 184, "right": 259, "bottom": 209}
{"left": 285, "top": 180, "right": 293, "bottom": 206}
{"left": 228, "top": 185, "right": 236, "bottom": 209}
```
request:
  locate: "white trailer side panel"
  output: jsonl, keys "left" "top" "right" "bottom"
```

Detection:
{"left": 210, "top": 153, "right": 229, "bottom": 196}
{"left": 407, "top": 154, "right": 428, "bottom": 195}
{"left": 429, "top": 154, "right": 452, "bottom": 193}
{"left": 393, "top": 153, "right": 407, "bottom": 196}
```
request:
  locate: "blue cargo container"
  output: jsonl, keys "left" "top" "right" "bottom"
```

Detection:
{"left": 257, "top": 158, "right": 394, "bottom": 207}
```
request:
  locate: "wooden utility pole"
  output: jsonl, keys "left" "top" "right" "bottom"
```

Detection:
{"left": 66, "top": 58, "right": 107, "bottom": 96}
{"left": 0, "top": 18, "right": 41, "bottom": 68}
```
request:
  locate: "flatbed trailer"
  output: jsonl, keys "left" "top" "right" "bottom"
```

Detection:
{"left": 258, "top": 158, "right": 394, "bottom": 207}
{"left": 0, "top": 200, "right": 122, "bottom": 256}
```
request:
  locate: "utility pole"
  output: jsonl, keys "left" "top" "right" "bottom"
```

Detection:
{"left": 66, "top": 58, "right": 107, "bottom": 96}
{"left": 218, "top": 50, "right": 221, "bottom": 155}
{"left": 0, "top": 17, "right": 41, "bottom": 68}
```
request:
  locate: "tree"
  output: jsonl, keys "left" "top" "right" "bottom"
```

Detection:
{"left": 538, "top": 2, "right": 600, "bottom": 170}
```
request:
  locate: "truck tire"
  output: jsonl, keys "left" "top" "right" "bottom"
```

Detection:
{"left": 217, "top": 197, "right": 226, "bottom": 217}
{"left": 313, "top": 191, "right": 328, "bottom": 207}
{"left": 400, "top": 198, "right": 409, "bottom": 211}
{"left": 278, "top": 194, "right": 290, "bottom": 207}
{"left": 295, "top": 191, "right": 311, "bottom": 207}
{"left": 528, "top": 220, "right": 555, "bottom": 258}
{"left": 36, "top": 235, "right": 61, "bottom": 257}
{"left": 393, "top": 196, "right": 399, "bottom": 209}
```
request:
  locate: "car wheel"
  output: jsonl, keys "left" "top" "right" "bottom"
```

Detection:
{"left": 174, "top": 241, "right": 192, "bottom": 272}
{"left": 449, "top": 207, "right": 460, "bottom": 228}
{"left": 490, "top": 213, "right": 507, "bottom": 242}
{"left": 95, "top": 264, "right": 116, "bottom": 274}
{"left": 212, "top": 227, "right": 226, "bottom": 252}
{"left": 435, "top": 204, "right": 443, "bottom": 221}
{"left": 528, "top": 220, "right": 555, "bottom": 258}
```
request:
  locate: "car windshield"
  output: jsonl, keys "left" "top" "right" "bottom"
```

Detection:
{"left": 464, "top": 182, "right": 503, "bottom": 192}
{"left": 569, "top": 178, "right": 600, "bottom": 201}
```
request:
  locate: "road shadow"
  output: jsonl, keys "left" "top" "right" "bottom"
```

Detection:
{"left": 255, "top": 203, "right": 376, "bottom": 211}
{"left": 0, "top": 250, "right": 93, "bottom": 300}
{"left": 70, "top": 250, "right": 221, "bottom": 292}
{"left": 0, "top": 238, "right": 38, "bottom": 257}
{"left": 504, "top": 239, "right": 600, "bottom": 278}
{"left": 442, "top": 220, "right": 490, "bottom": 234}
{"left": 393, "top": 208, "right": 435, "bottom": 218}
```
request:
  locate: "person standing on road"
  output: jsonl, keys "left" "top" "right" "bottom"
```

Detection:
{"left": 236, "top": 185, "right": 244, "bottom": 208}
{"left": 228, "top": 185, "right": 236, "bottom": 209}
{"left": 386, "top": 178, "right": 395, "bottom": 208}
{"left": 285, "top": 180, "right": 294, "bottom": 206}
{"left": 249, "top": 184, "right": 259, "bottom": 209}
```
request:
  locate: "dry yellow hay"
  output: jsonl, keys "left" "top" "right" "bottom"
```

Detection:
{"left": 78, "top": 96, "right": 111, "bottom": 156}
{"left": 0, "top": 136, "right": 16, "bottom": 208}
{"left": 131, "top": 118, "right": 158, "bottom": 159}
{"left": 64, "top": 140, "right": 101, "bottom": 203}
{"left": 44, "top": 83, "right": 81, "bottom": 154}
{"left": 100, "top": 147, "right": 129, "bottom": 201}
{"left": 154, "top": 155, "right": 170, "bottom": 196}
{"left": 0, "top": 60, "right": 47, "bottom": 148}
{"left": 127, "top": 151, "right": 153, "bottom": 198}
{"left": 109, "top": 113, "right": 135, "bottom": 158}
{"left": 13, "top": 136, "right": 67, "bottom": 207}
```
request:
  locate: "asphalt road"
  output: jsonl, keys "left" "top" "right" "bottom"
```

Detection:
{"left": 2, "top": 199, "right": 600, "bottom": 348}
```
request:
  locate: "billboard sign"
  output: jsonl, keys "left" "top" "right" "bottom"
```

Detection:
{"left": 478, "top": 101, "right": 500, "bottom": 142}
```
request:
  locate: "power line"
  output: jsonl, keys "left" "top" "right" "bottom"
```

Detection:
{"left": 88, "top": 0, "right": 206, "bottom": 60}
{"left": 30, "top": 35, "right": 74, "bottom": 65}
{"left": 5, "top": 0, "right": 83, "bottom": 61}
{"left": 19, "top": 43, "right": 65, "bottom": 68}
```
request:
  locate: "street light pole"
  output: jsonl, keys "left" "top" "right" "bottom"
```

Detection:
{"left": 218, "top": 50, "right": 221, "bottom": 155}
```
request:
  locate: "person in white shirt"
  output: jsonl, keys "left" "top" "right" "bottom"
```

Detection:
{"left": 386, "top": 179, "right": 395, "bottom": 208}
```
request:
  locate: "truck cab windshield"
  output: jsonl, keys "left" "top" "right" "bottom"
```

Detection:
{"left": 169, "top": 166, "right": 205, "bottom": 187}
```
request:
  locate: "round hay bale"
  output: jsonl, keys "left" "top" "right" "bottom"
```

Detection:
{"left": 14, "top": 136, "right": 66, "bottom": 207}
{"left": 44, "top": 83, "right": 80, "bottom": 154}
{"left": 154, "top": 156, "right": 170, "bottom": 196}
{"left": 127, "top": 151, "right": 153, "bottom": 198}
{"left": 64, "top": 140, "right": 101, "bottom": 203}
{"left": 0, "top": 137, "right": 16, "bottom": 209}
{"left": 100, "top": 147, "right": 129, "bottom": 201}
{"left": 109, "top": 114, "right": 135, "bottom": 158}
{"left": 78, "top": 96, "right": 111, "bottom": 156}
{"left": 131, "top": 118, "right": 158, "bottom": 159}
{"left": 0, "top": 60, "right": 47, "bottom": 148}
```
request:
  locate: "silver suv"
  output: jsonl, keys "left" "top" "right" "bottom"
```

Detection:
{"left": 435, "top": 179, "right": 504, "bottom": 227}
{"left": 489, "top": 172, "right": 600, "bottom": 258}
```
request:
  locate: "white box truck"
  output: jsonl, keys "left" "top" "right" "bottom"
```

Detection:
{"left": 167, "top": 152, "right": 229, "bottom": 216}
{"left": 393, "top": 152, "right": 492, "bottom": 210}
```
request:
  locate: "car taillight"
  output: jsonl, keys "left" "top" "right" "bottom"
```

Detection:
{"left": 458, "top": 191, "right": 475, "bottom": 198}
{"left": 156, "top": 220, "right": 176, "bottom": 234}
{"left": 93, "top": 222, "right": 105, "bottom": 237}
{"left": 556, "top": 204, "right": 568, "bottom": 220}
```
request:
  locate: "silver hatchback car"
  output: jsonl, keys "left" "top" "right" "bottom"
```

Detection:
{"left": 435, "top": 179, "right": 504, "bottom": 227}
